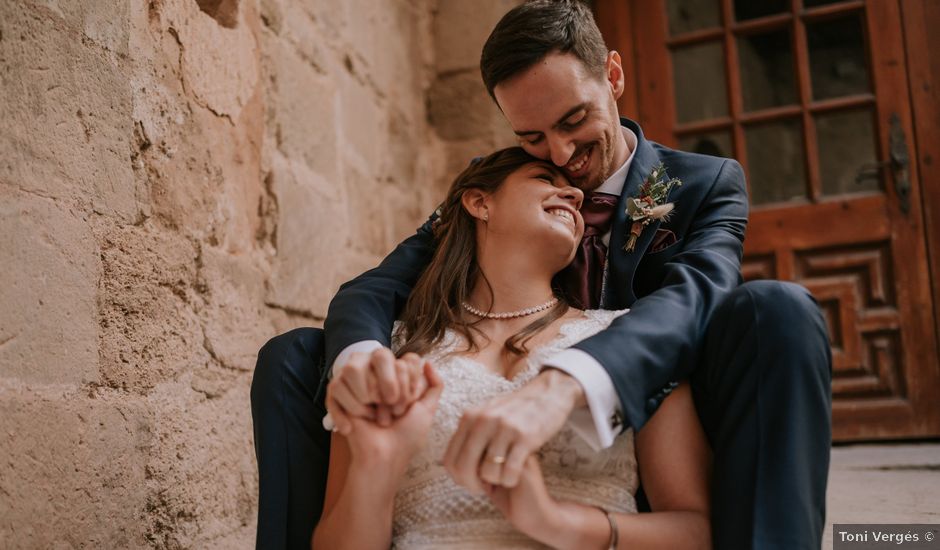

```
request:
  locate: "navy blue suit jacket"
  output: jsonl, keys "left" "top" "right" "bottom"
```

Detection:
{"left": 324, "top": 118, "right": 748, "bottom": 431}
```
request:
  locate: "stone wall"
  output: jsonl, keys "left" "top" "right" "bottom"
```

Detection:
{"left": 0, "top": 0, "right": 524, "bottom": 547}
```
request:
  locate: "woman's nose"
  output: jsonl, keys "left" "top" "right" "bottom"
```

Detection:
{"left": 559, "top": 186, "right": 584, "bottom": 210}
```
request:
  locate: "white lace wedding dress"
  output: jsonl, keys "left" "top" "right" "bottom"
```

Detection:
{"left": 390, "top": 309, "right": 637, "bottom": 549}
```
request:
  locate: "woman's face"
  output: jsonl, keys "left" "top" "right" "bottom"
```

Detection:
{"left": 483, "top": 161, "right": 585, "bottom": 264}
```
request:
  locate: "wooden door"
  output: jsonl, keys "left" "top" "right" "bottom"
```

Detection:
{"left": 597, "top": 0, "right": 940, "bottom": 441}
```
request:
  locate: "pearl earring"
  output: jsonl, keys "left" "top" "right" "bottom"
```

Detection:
{"left": 483, "top": 211, "right": 489, "bottom": 222}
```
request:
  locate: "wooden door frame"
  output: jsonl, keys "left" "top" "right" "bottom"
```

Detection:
{"left": 596, "top": 0, "right": 940, "bottom": 352}
{"left": 901, "top": 0, "right": 940, "bottom": 366}
{"left": 594, "top": 0, "right": 641, "bottom": 120}
{"left": 594, "top": 0, "right": 940, "bottom": 440}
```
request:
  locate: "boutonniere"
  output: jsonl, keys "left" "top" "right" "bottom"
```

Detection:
{"left": 623, "top": 163, "right": 682, "bottom": 252}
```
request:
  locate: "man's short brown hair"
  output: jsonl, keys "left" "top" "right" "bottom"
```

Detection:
{"left": 480, "top": 0, "right": 609, "bottom": 100}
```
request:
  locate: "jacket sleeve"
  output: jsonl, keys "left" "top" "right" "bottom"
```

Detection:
{"left": 323, "top": 216, "right": 437, "bottom": 368}
{"left": 571, "top": 159, "right": 749, "bottom": 431}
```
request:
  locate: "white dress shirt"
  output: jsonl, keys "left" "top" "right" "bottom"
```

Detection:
{"left": 331, "top": 127, "right": 638, "bottom": 450}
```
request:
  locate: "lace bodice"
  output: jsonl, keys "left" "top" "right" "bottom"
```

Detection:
{"left": 390, "top": 309, "right": 637, "bottom": 549}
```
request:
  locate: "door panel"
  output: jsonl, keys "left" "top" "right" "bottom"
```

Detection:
{"left": 603, "top": 0, "right": 940, "bottom": 441}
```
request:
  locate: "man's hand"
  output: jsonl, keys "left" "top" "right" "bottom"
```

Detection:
{"left": 325, "top": 347, "right": 429, "bottom": 434}
{"left": 442, "top": 369, "right": 584, "bottom": 493}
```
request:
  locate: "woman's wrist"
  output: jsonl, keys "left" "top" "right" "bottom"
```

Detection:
{"left": 543, "top": 500, "right": 611, "bottom": 550}
{"left": 349, "top": 452, "right": 410, "bottom": 491}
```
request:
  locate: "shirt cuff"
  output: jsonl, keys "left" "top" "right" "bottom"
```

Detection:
{"left": 541, "top": 348, "right": 622, "bottom": 451}
{"left": 330, "top": 340, "right": 384, "bottom": 379}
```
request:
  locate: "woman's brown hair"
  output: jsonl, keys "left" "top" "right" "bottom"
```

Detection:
{"left": 396, "top": 147, "right": 570, "bottom": 358}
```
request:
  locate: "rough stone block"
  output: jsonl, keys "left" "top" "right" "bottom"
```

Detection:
{"left": 199, "top": 91, "right": 265, "bottom": 253}
{"left": 428, "top": 70, "right": 501, "bottom": 141}
{"left": 28, "top": 0, "right": 131, "bottom": 55}
{"left": 0, "top": 1, "right": 142, "bottom": 222}
{"left": 265, "top": 153, "right": 346, "bottom": 318}
{"left": 355, "top": 0, "right": 428, "bottom": 99}
{"left": 384, "top": 185, "right": 428, "bottom": 247}
{"left": 165, "top": 0, "right": 260, "bottom": 120}
{"left": 338, "top": 69, "right": 385, "bottom": 168}
{"left": 380, "top": 106, "right": 422, "bottom": 187}
{"left": 143, "top": 380, "right": 256, "bottom": 548}
{"left": 95, "top": 221, "right": 210, "bottom": 394}
{"left": 262, "top": 37, "right": 339, "bottom": 183}
{"left": 199, "top": 246, "right": 274, "bottom": 372}
{"left": 434, "top": 0, "right": 521, "bottom": 73}
{"left": 261, "top": 0, "right": 329, "bottom": 73}
{"left": 0, "top": 386, "right": 151, "bottom": 548}
{"left": 0, "top": 189, "right": 99, "bottom": 385}
{"left": 337, "top": 249, "right": 383, "bottom": 293}
{"left": 344, "top": 163, "right": 392, "bottom": 257}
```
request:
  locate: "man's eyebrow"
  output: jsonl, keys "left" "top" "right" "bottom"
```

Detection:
{"left": 513, "top": 103, "right": 588, "bottom": 136}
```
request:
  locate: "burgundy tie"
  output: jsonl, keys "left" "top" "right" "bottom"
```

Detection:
{"left": 559, "top": 191, "right": 619, "bottom": 309}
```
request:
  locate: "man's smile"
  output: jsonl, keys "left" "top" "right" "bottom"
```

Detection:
{"left": 564, "top": 144, "right": 594, "bottom": 180}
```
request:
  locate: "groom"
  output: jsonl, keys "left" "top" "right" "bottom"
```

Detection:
{"left": 251, "top": 1, "right": 832, "bottom": 548}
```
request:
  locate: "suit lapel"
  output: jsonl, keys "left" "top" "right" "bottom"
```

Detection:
{"left": 607, "top": 118, "right": 668, "bottom": 307}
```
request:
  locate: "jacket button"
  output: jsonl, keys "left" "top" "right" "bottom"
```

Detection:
{"left": 646, "top": 397, "right": 659, "bottom": 412}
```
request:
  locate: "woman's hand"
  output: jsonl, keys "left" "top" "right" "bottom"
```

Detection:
{"left": 485, "top": 455, "right": 561, "bottom": 542}
{"left": 343, "top": 361, "right": 444, "bottom": 472}
{"left": 326, "top": 350, "right": 430, "bottom": 434}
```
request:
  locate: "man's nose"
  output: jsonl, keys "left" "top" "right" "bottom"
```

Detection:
{"left": 548, "top": 134, "right": 575, "bottom": 167}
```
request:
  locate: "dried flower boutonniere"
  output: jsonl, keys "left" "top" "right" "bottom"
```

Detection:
{"left": 623, "top": 163, "right": 682, "bottom": 252}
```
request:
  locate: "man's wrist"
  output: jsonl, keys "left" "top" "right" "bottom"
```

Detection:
{"left": 539, "top": 367, "right": 587, "bottom": 408}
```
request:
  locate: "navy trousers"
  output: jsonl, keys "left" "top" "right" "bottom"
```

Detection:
{"left": 250, "top": 280, "right": 832, "bottom": 549}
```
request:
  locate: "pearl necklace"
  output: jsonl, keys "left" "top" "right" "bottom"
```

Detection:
{"left": 461, "top": 297, "right": 559, "bottom": 319}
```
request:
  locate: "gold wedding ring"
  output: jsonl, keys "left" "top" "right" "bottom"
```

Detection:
{"left": 489, "top": 455, "right": 507, "bottom": 464}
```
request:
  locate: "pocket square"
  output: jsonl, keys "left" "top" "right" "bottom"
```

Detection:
{"left": 650, "top": 229, "right": 678, "bottom": 253}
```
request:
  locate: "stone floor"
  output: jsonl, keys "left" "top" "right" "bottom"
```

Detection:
{"left": 823, "top": 443, "right": 940, "bottom": 550}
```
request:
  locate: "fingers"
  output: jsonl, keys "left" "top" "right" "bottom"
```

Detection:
{"left": 447, "top": 411, "right": 498, "bottom": 494}
{"left": 375, "top": 404, "right": 392, "bottom": 427}
{"left": 392, "top": 360, "right": 412, "bottom": 416}
{"left": 330, "top": 378, "right": 375, "bottom": 420}
{"left": 339, "top": 352, "right": 377, "bottom": 405}
{"left": 324, "top": 389, "right": 350, "bottom": 435}
{"left": 499, "top": 440, "right": 531, "bottom": 488}
{"left": 392, "top": 353, "right": 423, "bottom": 415}
{"left": 369, "top": 348, "right": 400, "bottom": 405}
{"left": 417, "top": 361, "right": 444, "bottom": 409}
{"left": 479, "top": 429, "right": 513, "bottom": 486}
{"left": 325, "top": 379, "right": 370, "bottom": 435}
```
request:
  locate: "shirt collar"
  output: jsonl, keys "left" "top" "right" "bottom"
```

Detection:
{"left": 593, "top": 126, "right": 637, "bottom": 197}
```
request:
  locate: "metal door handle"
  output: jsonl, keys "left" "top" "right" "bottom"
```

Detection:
{"left": 888, "top": 113, "right": 911, "bottom": 215}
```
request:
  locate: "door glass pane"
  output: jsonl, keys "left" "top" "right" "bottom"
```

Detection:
{"left": 738, "top": 29, "right": 798, "bottom": 111}
{"left": 734, "top": 0, "right": 789, "bottom": 21}
{"left": 679, "top": 130, "right": 733, "bottom": 158}
{"left": 667, "top": 0, "right": 721, "bottom": 35}
{"left": 672, "top": 42, "right": 728, "bottom": 123}
{"left": 805, "top": 0, "right": 844, "bottom": 7}
{"left": 816, "top": 108, "right": 880, "bottom": 196}
{"left": 807, "top": 15, "right": 871, "bottom": 100}
{"left": 745, "top": 119, "right": 807, "bottom": 204}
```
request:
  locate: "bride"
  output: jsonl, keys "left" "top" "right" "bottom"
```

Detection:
{"left": 312, "top": 147, "right": 711, "bottom": 549}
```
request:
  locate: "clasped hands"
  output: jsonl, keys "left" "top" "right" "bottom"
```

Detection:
{"left": 326, "top": 347, "right": 585, "bottom": 539}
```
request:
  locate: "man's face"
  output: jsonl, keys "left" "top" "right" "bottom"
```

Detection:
{"left": 493, "top": 51, "right": 629, "bottom": 192}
